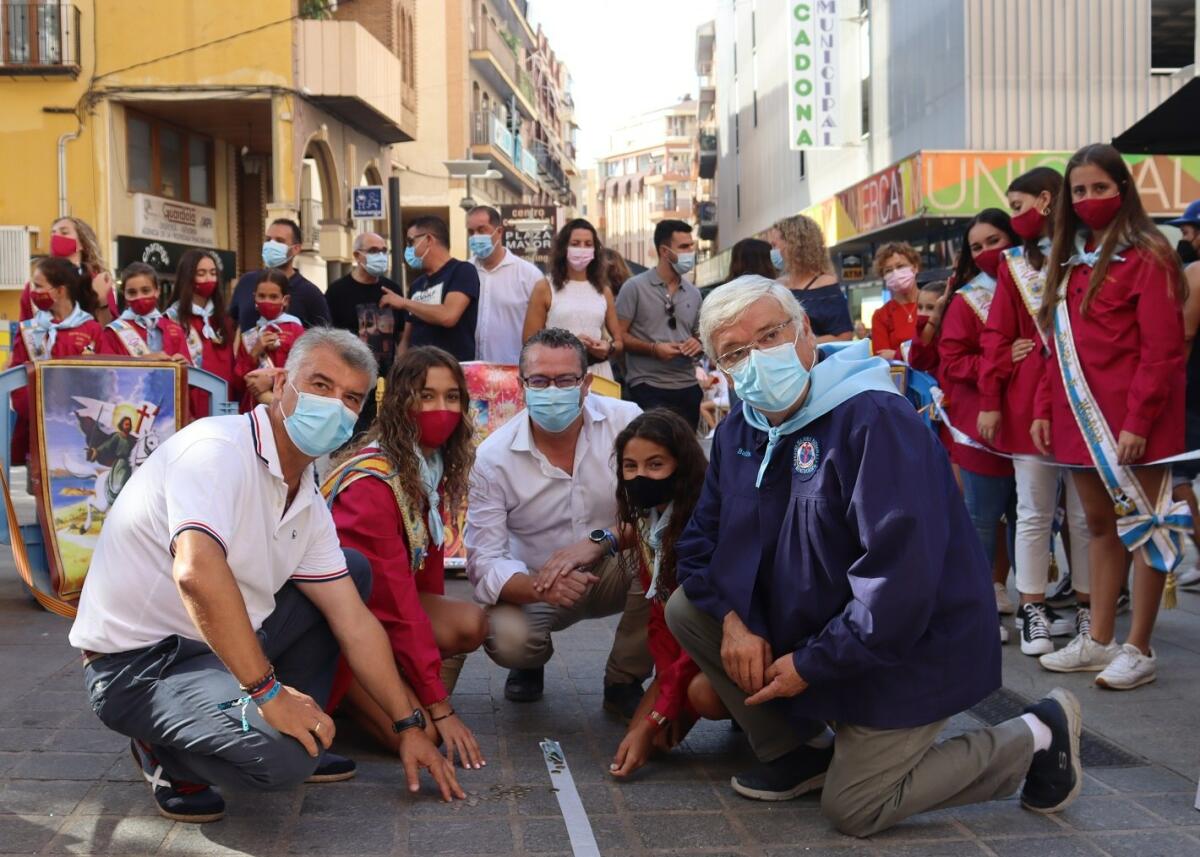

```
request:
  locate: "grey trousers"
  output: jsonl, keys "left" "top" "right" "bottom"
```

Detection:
{"left": 485, "top": 554, "right": 654, "bottom": 686}
{"left": 83, "top": 550, "right": 372, "bottom": 791}
{"left": 665, "top": 588, "right": 1035, "bottom": 838}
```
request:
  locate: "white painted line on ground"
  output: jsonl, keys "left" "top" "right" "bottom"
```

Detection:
{"left": 540, "top": 738, "right": 601, "bottom": 857}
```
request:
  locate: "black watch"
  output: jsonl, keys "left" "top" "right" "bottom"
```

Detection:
{"left": 589, "top": 528, "right": 617, "bottom": 557}
{"left": 391, "top": 709, "right": 426, "bottom": 734}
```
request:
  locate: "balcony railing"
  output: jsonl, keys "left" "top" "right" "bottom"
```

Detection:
{"left": 473, "top": 15, "right": 520, "bottom": 87}
{"left": 1, "top": 2, "right": 80, "bottom": 74}
{"left": 300, "top": 197, "right": 323, "bottom": 249}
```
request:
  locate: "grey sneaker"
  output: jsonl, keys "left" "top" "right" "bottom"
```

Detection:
{"left": 1074, "top": 607, "right": 1091, "bottom": 639}
{"left": 1039, "top": 633, "right": 1120, "bottom": 673}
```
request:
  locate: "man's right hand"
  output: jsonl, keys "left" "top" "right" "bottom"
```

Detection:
{"left": 721, "top": 612, "right": 772, "bottom": 695}
{"left": 258, "top": 685, "right": 334, "bottom": 757}
{"left": 543, "top": 569, "right": 599, "bottom": 609}
{"left": 399, "top": 728, "right": 466, "bottom": 802}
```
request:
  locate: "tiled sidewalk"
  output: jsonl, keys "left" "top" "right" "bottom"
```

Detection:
{"left": 2, "top": 574, "right": 1199, "bottom": 856}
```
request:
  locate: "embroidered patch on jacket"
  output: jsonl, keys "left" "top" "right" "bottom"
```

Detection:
{"left": 793, "top": 437, "right": 819, "bottom": 476}
{"left": 736, "top": 448, "right": 753, "bottom": 458}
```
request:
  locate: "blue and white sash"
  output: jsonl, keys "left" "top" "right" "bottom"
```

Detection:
{"left": 956, "top": 272, "right": 996, "bottom": 324}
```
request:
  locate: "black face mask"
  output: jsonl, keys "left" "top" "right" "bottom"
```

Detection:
{"left": 624, "top": 473, "right": 677, "bottom": 510}
{"left": 1177, "top": 239, "right": 1199, "bottom": 266}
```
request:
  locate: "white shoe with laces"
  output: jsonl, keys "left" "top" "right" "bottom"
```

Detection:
{"left": 1039, "top": 633, "right": 1119, "bottom": 673}
{"left": 1176, "top": 564, "right": 1200, "bottom": 589}
{"left": 1095, "top": 644, "right": 1157, "bottom": 690}
{"left": 1018, "top": 602, "right": 1054, "bottom": 656}
{"left": 995, "top": 582, "right": 1015, "bottom": 615}
{"left": 1074, "top": 607, "right": 1091, "bottom": 639}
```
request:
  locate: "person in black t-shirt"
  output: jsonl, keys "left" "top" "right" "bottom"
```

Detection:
{"left": 229, "top": 218, "right": 332, "bottom": 331}
{"left": 326, "top": 231, "right": 402, "bottom": 436}
{"left": 382, "top": 216, "right": 479, "bottom": 362}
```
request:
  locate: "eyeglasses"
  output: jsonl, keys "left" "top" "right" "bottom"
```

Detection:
{"left": 715, "top": 320, "right": 796, "bottom": 372}
{"left": 521, "top": 374, "right": 584, "bottom": 390}
{"left": 361, "top": 246, "right": 387, "bottom": 254}
{"left": 406, "top": 233, "right": 430, "bottom": 247}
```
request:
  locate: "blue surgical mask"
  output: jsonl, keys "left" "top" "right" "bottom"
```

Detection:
{"left": 729, "top": 339, "right": 811, "bottom": 414}
{"left": 671, "top": 251, "right": 696, "bottom": 275}
{"left": 282, "top": 383, "right": 358, "bottom": 457}
{"left": 524, "top": 385, "right": 583, "bottom": 433}
{"left": 770, "top": 248, "right": 785, "bottom": 272}
{"left": 262, "top": 240, "right": 290, "bottom": 269}
{"left": 468, "top": 234, "right": 495, "bottom": 259}
{"left": 363, "top": 252, "right": 389, "bottom": 277}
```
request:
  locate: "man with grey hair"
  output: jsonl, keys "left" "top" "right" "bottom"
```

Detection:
{"left": 325, "top": 231, "right": 402, "bottom": 434}
{"left": 467, "top": 205, "right": 546, "bottom": 364}
{"left": 666, "top": 275, "right": 1084, "bottom": 836}
{"left": 70, "top": 328, "right": 464, "bottom": 823}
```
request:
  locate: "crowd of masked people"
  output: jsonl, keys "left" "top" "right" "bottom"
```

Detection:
{"left": 14, "top": 142, "right": 1198, "bottom": 837}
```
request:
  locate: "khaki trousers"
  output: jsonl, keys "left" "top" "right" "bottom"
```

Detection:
{"left": 665, "top": 588, "right": 1035, "bottom": 837}
{"left": 485, "top": 555, "right": 653, "bottom": 687}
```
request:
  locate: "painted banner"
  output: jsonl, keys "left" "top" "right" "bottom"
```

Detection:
{"left": 787, "top": 0, "right": 847, "bottom": 150}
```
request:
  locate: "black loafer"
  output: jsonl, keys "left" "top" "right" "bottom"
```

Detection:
{"left": 505, "top": 667, "right": 544, "bottom": 702}
{"left": 731, "top": 743, "right": 834, "bottom": 801}
{"left": 131, "top": 739, "right": 225, "bottom": 823}
{"left": 602, "top": 681, "right": 645, "bottom": 722}
{"left": 306, "top": 751, "right": 357, "bottom": 783}
{"left": 1020, "top": 687, "right": 1082, "bottom": 813}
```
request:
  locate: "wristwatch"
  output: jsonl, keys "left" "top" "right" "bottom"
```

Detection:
{"left": 588, "top": 528, "right": 618, "bottom": 557}
{"left": 391, "top": 709, "right": 427, "bottom": 734}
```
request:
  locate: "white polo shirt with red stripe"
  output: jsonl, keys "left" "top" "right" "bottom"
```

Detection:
{"left": 70, "top": 405, "right": 348, "bottom": 654}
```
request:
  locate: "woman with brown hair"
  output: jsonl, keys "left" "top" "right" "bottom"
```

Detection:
{"left": 601, "top": 247, "right": 633, "bottom": 297}
{"left": 324, "top": 346, "right": 488, "bottom": 767}
{"left": 767, "top": 214, "right": 853, "bottom": 342}
{"left": 22, "top": 216, "right": 117, "bottom": 323}
{"left": 523, "top": 218, "right": 622, "bottom": 380}
{"left": 167, "top": 249, "right": 237, "bottom": 420}
{"left": 870, "top": 242, "right": 922, "bottom": 360}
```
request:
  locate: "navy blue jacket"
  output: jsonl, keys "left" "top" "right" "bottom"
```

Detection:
{"left": 676, "top": 390, "right": 1000, "bottom": 729}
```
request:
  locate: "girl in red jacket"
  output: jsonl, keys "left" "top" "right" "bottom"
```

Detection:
{"left": 233, "top": 270, "right": 304, "bottom": 411}
{"left": 97, "top": 263, "right": 190, "bottom": 361}
{"left": 9, "top": 258, "right": 103, "bottom": 462}
{"left": 609, "top": 409, "right": 727, "bottom": 778}
{"left": 939, "top": 209, "right": 1021, "bottom": 645}
{"left": 1032, "top": 144, "right": 1186, "bottom": 690}
{"left": 166, "top": 249, "right": 237, "bottom": 421}
{"left": 978, "top": 167, "right": 1091, "bottom": 659}
{"left": 325, "top": 346, "right": 487, "bottom": 768}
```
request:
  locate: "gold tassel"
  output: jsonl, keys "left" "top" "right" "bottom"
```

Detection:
{"left": 1163, "top": 570, "right": 1178, "bottom": 610}
{"left": 1047, "top": 553, "right": 1059, "bottom": 583}
{"left": 375, "top": 377, "right": 385, "bottom": 406}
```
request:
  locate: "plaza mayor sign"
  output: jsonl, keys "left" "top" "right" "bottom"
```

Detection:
{"left": 788, "top": 1, "right": 846, "bottom": 150}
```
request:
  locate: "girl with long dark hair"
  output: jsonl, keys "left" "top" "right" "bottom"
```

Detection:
{"left": 1032, "top": 144, "right": 1186, "bottom": 689}
{"left": 523, "top": 218, "right": 622, "bottom": 380}
{"left": 167, "top": 249, "right": 236, "bottom": 420}
{"left": 324, "top": 346, "right": 488, "bottom": 766}
{"left": 609, "top": 409, "right": 727, "bottom": 778}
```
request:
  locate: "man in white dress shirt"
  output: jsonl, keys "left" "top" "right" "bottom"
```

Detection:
{"left": 466, "top": 328, "right": 652, "bottom": 716}
{"left": 468, "top": 205, "right": 546, "bottom": 365}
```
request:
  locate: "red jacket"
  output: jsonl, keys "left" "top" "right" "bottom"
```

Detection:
{"left": 638, "top": 554, "right": 700, "bottom": 723}
{"left": 979, "top": 255, "right": 1049, "bottom": 455}
{"left": 20, "top": 279, "right": 118, "bottom": 321}
{"left": 96, "top": 316, "right": 191, "bottom": 363}
{"left": 939, "top": 293, "right": 1013, "bottom": 477}
{"left": 178, "top": 314, "right": 237, "bottom": 421}
{"left": 1035, "top": 245, "right": 1185, "bottom": 466}
{"left": 871, "top": 300, "right": 918, "bottom": 356}
{"left": 234, "top": 321, "right": 303, "bottom": 412}
{"left": 329, "top": 473, "right": 448, "bottom": 708}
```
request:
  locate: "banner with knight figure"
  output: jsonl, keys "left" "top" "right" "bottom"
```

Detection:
{"left": 17, "top": 358, "right": 186, "bottom": 611}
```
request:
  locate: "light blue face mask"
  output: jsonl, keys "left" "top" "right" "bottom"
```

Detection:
{"left": 524, "top": 384, "right": 583, "bottom": 433}
{"left": 363, "top": 252, "right": 389, "bottom": 277}
{"left": 671, "top": 251, "right": 696, "bottom": 275}
{"left": 729, "top": 338, "right": 811, "bottom": 414}
{"left": 468, "top": 233, "right": 495, "bottom": 259}
{"left": 262, "top": 240, "right": 290, "bottom": 269}
{"left": 282, "top": 383, "right": 358, "bottom": 457}
{"left": 769, "top": 248, "right": 785, "bottom": 272}
{"left": 404, "top": 245, "right": 423, "bottom": 270}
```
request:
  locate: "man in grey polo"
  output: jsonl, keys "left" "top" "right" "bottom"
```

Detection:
{"left": 616, "top": 219, "right": 703, "bottom": 427}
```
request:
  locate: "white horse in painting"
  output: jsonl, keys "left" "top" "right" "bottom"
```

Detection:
{"left": 62, "top": 428, "right": 161, "bottom": 534}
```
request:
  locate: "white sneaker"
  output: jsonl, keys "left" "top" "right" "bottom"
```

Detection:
{"left": 1018, "top": 602, "right": 1054, "bottom": 656}
{"left": 1039, "top": 633, "right": 1120, "bottom": 673}
{"left": 995, "top": 582, "right": 1015, "bottom": 615}
{"left": 1016, "top": 602, "right": 1075, "bottom": 637}
{"left": 1176, "top": 564, "right": 1200, "bottom": 589}
{"left": 1074, "top": 607, "right": 1091, "bottom": 639}
{"left": 1095, "top": 644, "right": 1157, "bottom": 690}
{"left": 1000, "top": 622, "right": 1009, "bottom": 644}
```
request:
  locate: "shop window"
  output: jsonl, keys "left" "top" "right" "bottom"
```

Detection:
{"left": 126, "top": 110, "right": 214, "bottom": 206}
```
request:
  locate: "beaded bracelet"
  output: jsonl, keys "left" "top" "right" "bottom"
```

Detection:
{"left": 240, "top": 665, "right": 276, "bottom": 696}
{"left": 218, "top": 678, "right": 283, "bottom": 732}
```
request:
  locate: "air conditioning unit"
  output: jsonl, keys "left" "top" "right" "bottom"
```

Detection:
{"left": 0, "top": 226, "right": 37, "bottom": 290}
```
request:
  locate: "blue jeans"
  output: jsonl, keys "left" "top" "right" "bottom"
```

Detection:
{"left": 959, "top": 469, "right": 1017, "bottom": 569}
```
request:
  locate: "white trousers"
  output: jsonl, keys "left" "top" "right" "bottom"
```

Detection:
{"left": 1013, "top": 458, "right": 1091, "bottom": 596}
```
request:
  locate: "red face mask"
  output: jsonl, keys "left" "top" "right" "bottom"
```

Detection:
{"left": 1073, "top": 195, "right": 1122, "bottom": 232}
{"left": 973, "top": 247, "right": 1006, "bottom": 278}
{"left": 256, "top": 300, "right": 284, "bottom": 321}
{"left": 50, "top": 233, "right": 78, "bottom": 259}
{"left": 414, "top": 409, "right": 462, "bottom": 448}
{"left": 193, "top": 279, "right": 218, "bottom": 300}
{"left": 1010, "top": 206, "right": 1046, "bottom": 241}
{"left": 129, "top": 296, "right": 158, "bottom": 316}
{"left": 31, "top": 290, "right": 57, "bottom": 311}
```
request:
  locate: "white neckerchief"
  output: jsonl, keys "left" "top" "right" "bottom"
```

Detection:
{"left": 33, "top": 303, "right": 92, "bottom": 352}
{"left": 119, "top": 307, "right": 162, "bottom": 331}
{"left": 644, "top": 501, "right": 673, "bottom": 600}
{"left": 417, "top": 448, "right": 445, "bottom": 547}
{"left": 192, "top": 300, "right": 217, "bottom": 340}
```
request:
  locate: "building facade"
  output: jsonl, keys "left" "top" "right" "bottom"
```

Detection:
{"left": 694, "top": 20, "right": 718, "bottom": 261}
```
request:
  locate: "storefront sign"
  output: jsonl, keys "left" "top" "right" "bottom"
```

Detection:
{"left": 839, "top": 253, "right": 865, "bottom": 280}
{"left": 501, "top": 205, "right": 557, "bottom": 272}
{"left": 351, "top": 186, "right": 385, "bottom": 219}
{"left": 132, "top": 194, "right": 217, "bottom": 248}
{"left": 787, "top": 0, "right": 845, "bottom": 150}
{"left": 116, "top": 236, "right": 237, "bottom": 283}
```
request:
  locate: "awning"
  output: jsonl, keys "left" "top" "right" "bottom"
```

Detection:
{"left": 1114, "top": 77, "right": 1200, "bottom": 155}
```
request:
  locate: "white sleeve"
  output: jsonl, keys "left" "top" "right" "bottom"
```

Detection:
{"left": 464, "top": 456, "right": 527, "bottom": 605}
{"left": 165, "top": 438, "right": 242, "bottom": 556}
{"left": 292, "top": 493, "right": 349, "bottom": 583}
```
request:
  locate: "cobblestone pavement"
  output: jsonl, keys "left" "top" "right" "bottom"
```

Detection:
{"left": 2, "top": 567, "right": 1200, "bottom": 856}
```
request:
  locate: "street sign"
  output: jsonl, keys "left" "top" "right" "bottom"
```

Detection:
{"left": 352, "top": 186, "right": 385, "bottom": 219}
{"left": 501, "top": 204, "right": 557, "bottom": 272}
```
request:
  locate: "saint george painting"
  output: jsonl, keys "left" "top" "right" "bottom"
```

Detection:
{"left": 30, "top": 358, "right": 185, "bottom": 602}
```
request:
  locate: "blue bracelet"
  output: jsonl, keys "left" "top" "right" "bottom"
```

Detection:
{"left": 217, "top": 681, "right": 283, "bottom": 732}
{"left": 604, "top": 530, "right": 619, "bottom": 557}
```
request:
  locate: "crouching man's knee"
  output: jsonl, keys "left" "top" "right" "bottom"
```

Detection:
{"left": 483, "top": 605, "right": 550, "bottom": 669}
{"left": 820, "top": 788, "right": 885, "bottom": 839}
{"left": 238, "top": 737, "right": 321, "bottom": 791}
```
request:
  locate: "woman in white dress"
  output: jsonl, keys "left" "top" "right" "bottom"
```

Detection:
{"left": 523, "top": 218, "right": 622, "bottom": 381}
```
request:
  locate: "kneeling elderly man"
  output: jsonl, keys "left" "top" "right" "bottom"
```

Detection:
{"left": 666, "top": 275, "right": 1083, "bottom": 837}
{"left": 70, "top": 328, "right": 462, "bottom": 823}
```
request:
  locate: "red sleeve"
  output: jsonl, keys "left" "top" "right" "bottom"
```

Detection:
{"left": 978, "top": 268, "right": 1020, "bottom": 411}
{"left": 106, "top": 290, "right": 119, "bottom": 318}
{"left": 163, "top": 322, "right": 193, "bottom": 365}
{"left": 908, "top": 331, "right": 940, "bottom": 373}
{"left": 870, "top": 305, "right": 891, "bottom": 354}
{"left": 1124, "top": 257, "right": 1186, "bottom": 438}
{"left": 938, "top": 298, "right": 982, "bottom": 384}
{"left": 19, "top": 282, "right": 32, "bottom": 321}
{"left": 331, "top": 475, "right": 448, "bottom": 706}
{"left": 8, "top": 332, "right": 28, "bottom": 368}
{"left": 648, "top": 599, "right": 700, "bottom": 722}
{"left": 95, "top": 327, "right": 124, "bottom": 356}
{"left": 1035, "top": 339, "right": 1057, "bottom": 420}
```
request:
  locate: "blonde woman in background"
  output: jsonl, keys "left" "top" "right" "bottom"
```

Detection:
{"left": 767, "top": 214, "right": 853, "bottom": 343}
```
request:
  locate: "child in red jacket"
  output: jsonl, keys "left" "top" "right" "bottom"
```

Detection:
{"left": 233, "top": 270, "right": 305, "bottom": 411}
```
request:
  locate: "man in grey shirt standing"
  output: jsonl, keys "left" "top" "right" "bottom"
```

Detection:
{"left": 616, "top": 220, "right": 704, "bottom": 427}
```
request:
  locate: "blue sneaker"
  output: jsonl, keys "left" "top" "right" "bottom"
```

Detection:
{"left": 306, "top": 751, "right": 357, "bottom": 783}
{"left": 731, "top": 743, "right": 834, "bottom": 801}
{"left": 130, "top": 739, "right": 225, "bottom": 823}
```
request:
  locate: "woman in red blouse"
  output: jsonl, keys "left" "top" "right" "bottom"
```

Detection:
{"left": 1032, "top": 144, "right": 1186, "bottom": 690}
{"left": 870, "top": 242, "right": 922, "bottom": 360}
{"left": 166, "top": 249, "right": 238, "bottom": 421}
{"left": 609, "top": 409, "right": 727, "bottom": 778}
{"left": 326, "top": 346, "right": 488, "bottom": 767}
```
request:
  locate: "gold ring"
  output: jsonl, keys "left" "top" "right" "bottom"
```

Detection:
{"left": 313, "top": 721, "right": 322, "bottom": 734}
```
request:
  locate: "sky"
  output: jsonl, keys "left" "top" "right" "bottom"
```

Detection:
{"left": 527, "top": 0, "right": 717, "bottom": 169}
